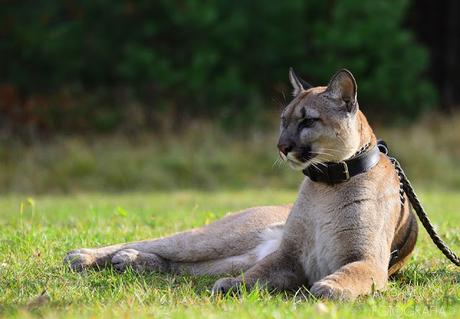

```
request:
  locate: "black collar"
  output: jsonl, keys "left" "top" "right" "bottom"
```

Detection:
{"left": 302, "top": 144, "right": 381, "bottom": 184}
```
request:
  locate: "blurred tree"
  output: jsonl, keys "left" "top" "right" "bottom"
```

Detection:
{"left": 406, "top": 0, "right": 460, "bottom": 112}
{"left": 0, "top": 0, "right": 436, "bottom": 135}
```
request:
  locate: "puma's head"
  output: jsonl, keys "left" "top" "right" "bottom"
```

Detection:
{"left": 278, "top": 68, "right": 374, "bottom": 170}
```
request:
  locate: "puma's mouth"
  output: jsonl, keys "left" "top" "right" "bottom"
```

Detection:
{"left": 286, "top": 157, "right": 309, "bottom": 170}
{"left": 280, "top": 146, "right": 317, "bottom": 171}
{"left": 295, "top": 146, "right": 315, "bottom": 163}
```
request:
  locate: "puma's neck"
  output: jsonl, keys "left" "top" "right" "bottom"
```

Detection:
{"left": 355, "top": 111, "right": 376, "bottom": 153}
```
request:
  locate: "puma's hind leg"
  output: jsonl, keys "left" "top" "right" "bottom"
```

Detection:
{"left": 64, "top": 205, "right": 290, "bottom": 274}
{"left": 388, "top": 204, "right": 418, "bottom": 276}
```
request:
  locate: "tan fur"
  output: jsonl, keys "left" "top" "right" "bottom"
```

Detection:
{"left": 64, "top": 69, "right": 418, "bottom": 300}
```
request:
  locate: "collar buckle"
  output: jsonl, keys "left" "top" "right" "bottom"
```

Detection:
{"left": 339, "top": 161, "right": 350, "bottom": 181}
{"left": 303, "top": 144, "right": 381, "bottom": 184}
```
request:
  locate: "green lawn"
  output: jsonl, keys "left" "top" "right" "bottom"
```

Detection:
{"left": 0, "top": 189, "right": 459, "bottom": 318}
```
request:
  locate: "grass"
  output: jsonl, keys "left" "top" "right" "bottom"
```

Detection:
{"left": 0, "top": 189, "right": 459, "bottom": 318}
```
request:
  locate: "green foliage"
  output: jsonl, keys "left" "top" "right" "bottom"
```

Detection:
{"left": 0, "top": 190, "right": 459, "bottom": 318}
{"left": 1, "top": 0, "right": 435, "bottom": 133}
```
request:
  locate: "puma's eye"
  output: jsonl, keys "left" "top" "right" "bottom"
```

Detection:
{"left": 298, "top": 117, "right": 319, "bottom": 130}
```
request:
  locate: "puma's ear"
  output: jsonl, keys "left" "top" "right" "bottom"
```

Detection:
{"left": 289, "top": 67, "right": 313, "bottom": 96}
{"left": 326, "top": 69, "right": 358, "bottom": 112}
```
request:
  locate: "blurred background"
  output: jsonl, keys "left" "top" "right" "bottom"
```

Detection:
{"left": 1, "top": 0, "right": 459, "bottom": 193}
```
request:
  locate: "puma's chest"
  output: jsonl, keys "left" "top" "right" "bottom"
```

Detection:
{"left": 283, "top": 179, "right": 380, "bottom": 283}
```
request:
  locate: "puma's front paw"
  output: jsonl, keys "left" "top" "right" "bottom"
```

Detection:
{"left": 111, "top": 249, "right": 168, "bottom": 273}
{"left": 211, "top": 277, "right": 242, "bottom": 295}
{"left": 64, "top": 249, "right": 97, "bottom": 272}
{"left": 111, "top": 249, "right": 139, "bottom": 271}
{"left": 310, "top": 280, "right": 352, "bottom": 301}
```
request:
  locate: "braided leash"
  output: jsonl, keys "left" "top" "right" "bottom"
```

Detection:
{"left": 380, "top": 141, "right": 460, "bottom": 267}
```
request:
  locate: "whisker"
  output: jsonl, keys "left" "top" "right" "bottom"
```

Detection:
{"left": 274, "top": 156, "right": 289, "bottom": 168}
{"left": 311, "top": 159, "right": 327, "bottom": 168}
{"left": 310, "top": 151, "right": 334, "bottom": 158}
{"left": 272, "top": 157, "right": 282, "bottom": 168}
{"left": 318, "top": 147, "right": 343, "bottom": 155}
{"left": 310, "top": 151, "right": 335, "bottom": 163}
{"left": 335, "top": 135, "right": 349, "bottom": 149}
{"left": 309, "top": 161, "right": 318, "bottom": 170}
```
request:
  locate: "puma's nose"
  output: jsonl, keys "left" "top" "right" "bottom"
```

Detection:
{"left": 278, "top": 143, "right": 293, "bottom": 156}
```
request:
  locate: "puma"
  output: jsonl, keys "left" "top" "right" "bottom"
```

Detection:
{"left": 65, "top": 69, "right": 418, "bottom": 300}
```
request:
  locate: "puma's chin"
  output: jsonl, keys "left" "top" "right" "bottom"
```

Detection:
{"left": 279, "top": 150, "right": 316, "bottom": 171}
{"left": 286, "top": 156, "right": 312, "bottom": 171}
{"left": 287, "top": 159, "right": 309, "bottom": 171}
